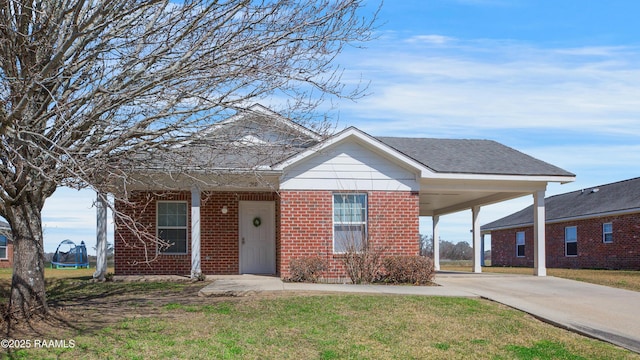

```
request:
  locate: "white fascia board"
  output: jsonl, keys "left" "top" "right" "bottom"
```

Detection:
{"left": 272, "top": 127, "right": 429, "bottom": 176}
{"left": 423, "top": 172, "right": 575, "bottom": 184}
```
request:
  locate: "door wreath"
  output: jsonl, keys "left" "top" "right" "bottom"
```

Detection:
{"left": 252, "top": 217, "right": 262, "bottom": 227}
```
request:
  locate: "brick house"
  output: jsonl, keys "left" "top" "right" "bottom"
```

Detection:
{"left": 483, "top": 177, "right": 640, "bottom": 270}
{"left": 113, "top": 104, "right": 575, "bottom": 279}
{"left": 0, "top": 220, "right": 13, "bottom": 269}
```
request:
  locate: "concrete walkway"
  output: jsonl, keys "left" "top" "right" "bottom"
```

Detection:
{"left": 198, "top": 272, "right": 640, "bottom": 353}
{"left": 198, "top": 274, "right": 474, "bottom": 297}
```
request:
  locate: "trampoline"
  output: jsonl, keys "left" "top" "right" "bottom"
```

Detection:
{"left": 51, "top": 240, "right": 89, "bottom": 269}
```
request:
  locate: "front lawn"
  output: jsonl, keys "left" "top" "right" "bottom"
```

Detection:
{"left": 1, "top": 280, "right": 637, "bottom": 359}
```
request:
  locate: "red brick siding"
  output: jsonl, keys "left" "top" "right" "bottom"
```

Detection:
{"left": 491, "top": 227, "right": 535, "bottom": 267}
{"left": 114, "top": 191, "right": 279, "bottom": 276}
{"left": 115, "top": 191, "right": 192, "bottom": 275}
{"left": 200, "top": 192, "right": 280, "bottom": 275}
{"left": 0, "top": 242, "right": 13, "bottom": 268}
{"left": 115, "top": 189, "right": 420, "bottom": 277}
{"left": 279, "top": 190, "right": 420, "bottom": 279}
{"left": 491, "top": 212, "right": 640, "bottom": 270}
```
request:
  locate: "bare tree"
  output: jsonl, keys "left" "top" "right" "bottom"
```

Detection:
{"left": 0, "top": 0, "right": 376, "bottom": 319}
{"left": 440, "top": 240, "right": 473, "bottom": 261}
{"left": 420, "top": 234, "right": 433, "bottom": 257}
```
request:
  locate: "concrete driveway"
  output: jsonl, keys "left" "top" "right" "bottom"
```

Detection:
{"left": 435, "top": 272, "right": 640, "bottom": 353}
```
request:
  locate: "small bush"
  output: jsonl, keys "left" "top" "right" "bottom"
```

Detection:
{"left": 382, "top": 256, "right": 435, "bottom": 285}
{"left": 341, "top": 247, "right": 385, "bottom": 284}
{"left": 287, "top": 257, "right": 328, "bottom": 283}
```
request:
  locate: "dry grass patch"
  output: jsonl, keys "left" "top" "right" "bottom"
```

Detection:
{"left": 0, "top": 267, "right": 106, "bottom": 281}
{"left": 547, "top": 268, "right": 640, "bottom": 292}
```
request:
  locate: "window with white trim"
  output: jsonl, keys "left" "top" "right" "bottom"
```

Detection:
{"left": 603, "top": 223, "right": 613, "bottom": 243}
{"left": 565, "top": 226, "right": 577, "bottom": 257}
{"left": 0, "top": 235, "right": 7, "bottom": 259}
{"left": 157, "top": 201, "right": 188, "bottom": 254}
{"left": 516, "top": 231, "right": 525, "bottom": 257}
{"left": 333, "top": 193, "right": 367, "bottom": 253}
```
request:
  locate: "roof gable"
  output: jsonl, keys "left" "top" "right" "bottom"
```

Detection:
{"left": 279, "top": 139, "right": 420, "bottom": 191}
{"left": 273, "top": 127, "right": 431, "bottom": 175}
{"left": 482, "top": 177, "right": 640, "bottom": 231}
{"left": 199, "top": 104, "right": 322, "bottom": 146}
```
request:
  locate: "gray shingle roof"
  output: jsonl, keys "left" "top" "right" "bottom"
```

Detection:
{"left": 132, "top": 108, "right": 319, "bottom": 172}
{"left": 376, "top": 137, "right": 574, "bottom": 176}
{"left": 482, "top": 177, "right": 640, "bottom": 231}
{"left": 130, "top": 105, "right": 574, "bottom": 179}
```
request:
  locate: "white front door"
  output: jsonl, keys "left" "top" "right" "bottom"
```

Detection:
{"left": 239, "top": 201, "right": 276, "bottom": 274}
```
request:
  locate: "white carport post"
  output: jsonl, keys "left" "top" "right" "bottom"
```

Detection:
{"left": 93, "top": 192, "right": 108, "bottom": 281}
{"left": 191, "top": 186, "right": 202, "bottom": 279}
{"left": 533, "top": 189, "right": 547, "bottom": 276}
{"left": 472, "top": 205, "right": 482, "bottom": 273}
{"left": 432, "top": 215, "right": 440, "bottom": 271}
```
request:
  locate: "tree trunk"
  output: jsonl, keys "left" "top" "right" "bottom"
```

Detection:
{"left": 8, "top": 201, "right": 48, "bottom": 319}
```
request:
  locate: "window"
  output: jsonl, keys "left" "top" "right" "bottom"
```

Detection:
{"left": 0, "top": 235, "right": 6, "bottom": 259}
{"left": 333, "top": 193, "right": 367, "bottom": 253}
{"left": 603, "top": 223, "right": 613, "bottom": 243}
{"left": 157, "top": 201, "right": 188, "bottom": 254}
{"left": 516, "top": 231, "right": 525, "bottom": 257}
{"left": 565, "top": 226, "right": 577, "bottom": 257}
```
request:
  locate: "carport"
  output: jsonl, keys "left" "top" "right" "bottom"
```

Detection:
{"left": 377, "top": 137, "right": 575, "bottom": 276}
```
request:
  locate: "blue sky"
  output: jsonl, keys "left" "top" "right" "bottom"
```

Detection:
{"left": 41, "top": 0, "right": 640, "bottom": 254}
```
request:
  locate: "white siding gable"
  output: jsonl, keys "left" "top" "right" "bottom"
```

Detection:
{"left": 280, "top": 141, "right": 419, "bottom": 191}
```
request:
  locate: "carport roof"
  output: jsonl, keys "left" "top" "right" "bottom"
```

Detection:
{"left": 377, "top": 137, "right": 574, "bottom": 177}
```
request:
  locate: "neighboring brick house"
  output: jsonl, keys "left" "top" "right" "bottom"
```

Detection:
{"left": 114, "top": 104, "right": 574, "bottom": 279}
{"left": 0, "top": 220, "right": 13, "bottom": 268}
{"left": 483, "top": 177, "right": 640, "bottom": 270}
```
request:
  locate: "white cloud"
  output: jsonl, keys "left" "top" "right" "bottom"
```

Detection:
{"left": 339, "top": 37, "right": 640, "bottom": 138}
{"left": 405, "top": 35, "right": 454, "bottom": 45}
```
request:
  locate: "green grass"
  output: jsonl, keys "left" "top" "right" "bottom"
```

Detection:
{"left": 6, "top": 282, "right": 638, "bottom": 360}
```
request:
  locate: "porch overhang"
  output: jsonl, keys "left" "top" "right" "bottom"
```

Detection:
{"left": 122, "top": 170, "right": 283, "bottom": 192}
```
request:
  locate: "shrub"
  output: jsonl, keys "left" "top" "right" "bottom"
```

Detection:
{"left": 287, "top": 256, "right": 328, "bottom": 283}
{"left": 340, "top": 240, "right": 386, "bottom": 284}
{"left": 382, "top": 256, "right": 435, "bottom": 285}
